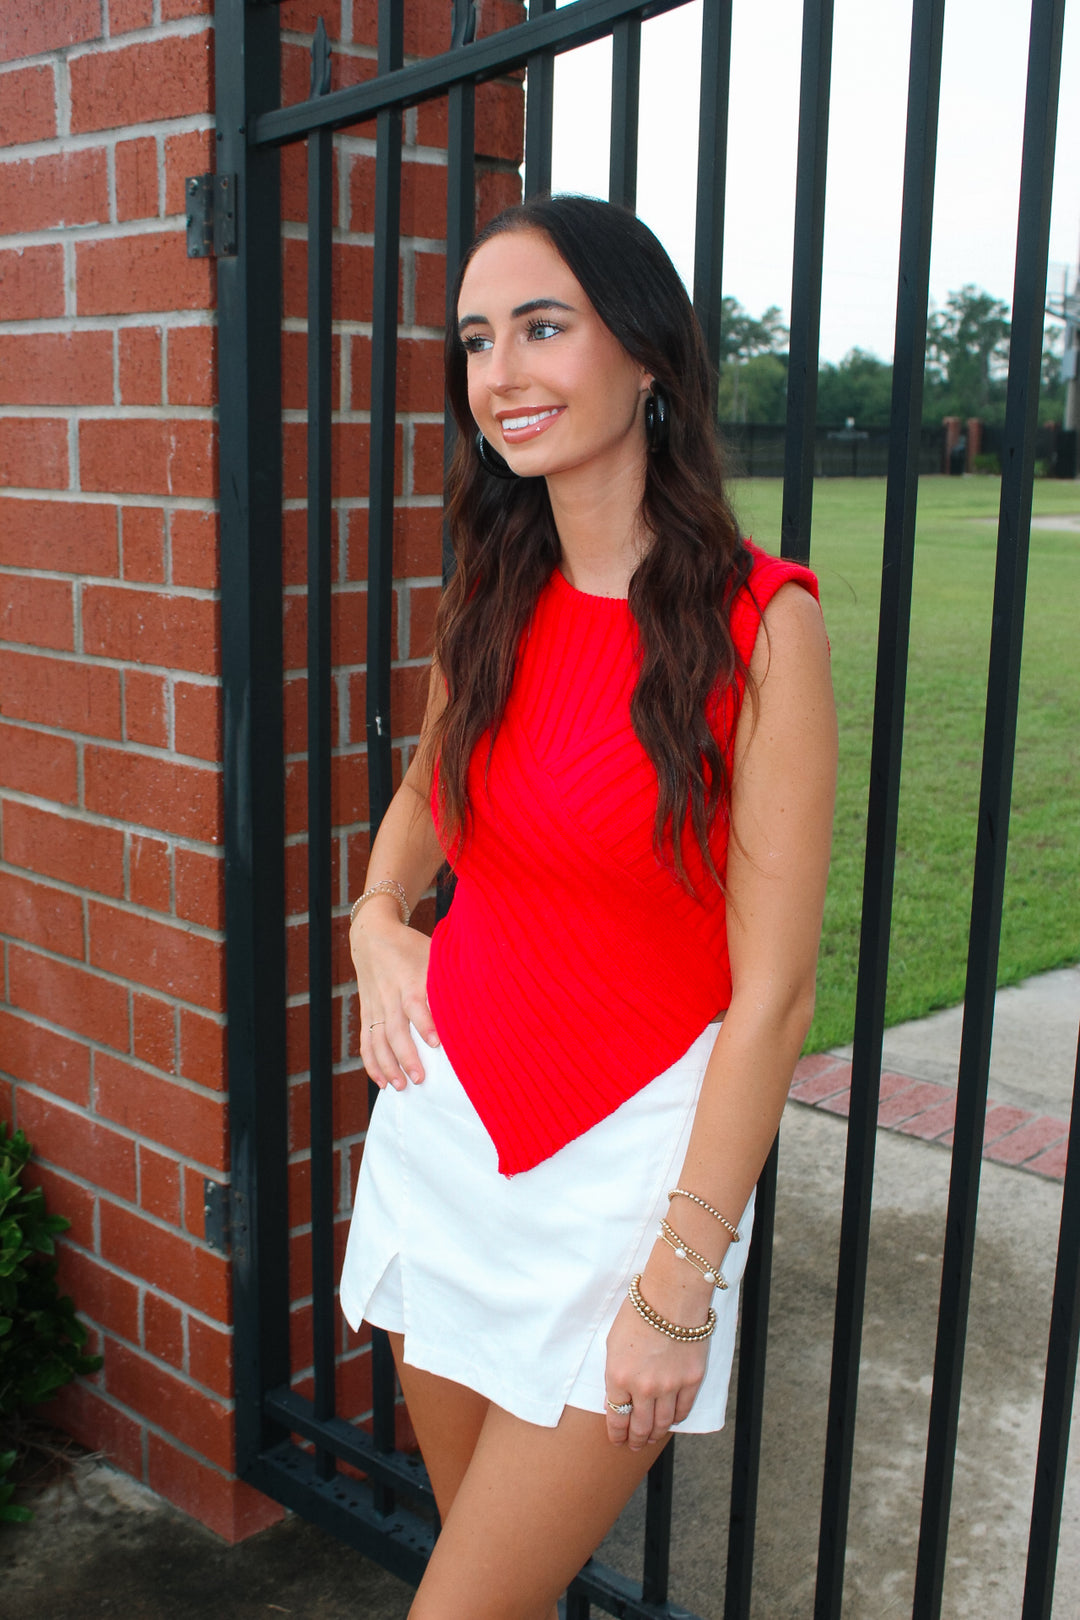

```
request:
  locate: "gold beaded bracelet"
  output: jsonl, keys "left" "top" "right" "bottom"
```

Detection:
{"left": 668, "top": 1186, "right": 741, "bottom": 1242}
{"left": 627, "top": 1274, "right": 717, "bottom": 1343}
{"left": 657, "top": 1218, "right": 728, "bottom": 1290}
{"left": 349, "top": 879, "right": 411, "bottom": 928}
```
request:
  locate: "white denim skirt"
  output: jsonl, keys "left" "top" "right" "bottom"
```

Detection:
{"left": 339, "top": 1020, "right": 754, "bottom": 1432}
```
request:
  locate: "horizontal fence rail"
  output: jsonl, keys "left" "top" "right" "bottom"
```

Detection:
{"left": 250, "top": 0, "right": 696, "bottom": 147}
{"left": 216, "top": 2, "right": 1078, "bottom": 1617}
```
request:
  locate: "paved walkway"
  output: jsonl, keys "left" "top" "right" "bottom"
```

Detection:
{"left": 789, "top": 964, "right": 1079, "bottom": 1181}
{"left": 4, "top": 968, "right": 1078, "bottom": 1618}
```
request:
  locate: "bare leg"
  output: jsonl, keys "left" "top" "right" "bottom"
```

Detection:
{"left": 387, "top": 1332, "right": 489, "bottom": 1521}
{"left": 388, "top": 1338, "right": 605, "bottom": 1620}
{"left": 407, "top": 1400, "right": 667, "bottom": 1620}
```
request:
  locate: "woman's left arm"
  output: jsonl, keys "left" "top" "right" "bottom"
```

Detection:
{"left": 605, "top": 581, "right": 837, "bottom": 1450}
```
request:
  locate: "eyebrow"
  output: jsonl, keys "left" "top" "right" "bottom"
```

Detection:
{"left": 456, "top": 297, "right": 576, "bottom": 332}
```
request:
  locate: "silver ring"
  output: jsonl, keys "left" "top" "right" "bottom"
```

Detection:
{"left": 606, "top": 1398, "right": 633, "bottom": 1416}
{"left": 369, "top": 1020, "right": 385, "bottom": 1031}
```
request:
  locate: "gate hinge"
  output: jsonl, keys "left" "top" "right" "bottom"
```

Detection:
{"left": 185, "top": 173, "right": 238, "bottom": 259}
{"left": 203, "top": 1177, "right": 233, "bottom": 1253}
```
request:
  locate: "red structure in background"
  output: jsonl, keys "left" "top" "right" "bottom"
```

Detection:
{"left": 0, "top": 0, "right": 523, "bottom": 1537}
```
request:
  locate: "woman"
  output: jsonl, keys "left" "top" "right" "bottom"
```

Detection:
{"left": 341, "top": 195, "right": 836, "bottom": 1619}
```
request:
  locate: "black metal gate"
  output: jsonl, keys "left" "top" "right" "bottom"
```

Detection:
{"left": 216, "top": 2, "right": 1079, "bottom": 1615}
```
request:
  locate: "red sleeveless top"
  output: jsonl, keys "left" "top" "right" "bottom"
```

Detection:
{"left": 427, "top": 543, "right": 820, "bottom": 1175}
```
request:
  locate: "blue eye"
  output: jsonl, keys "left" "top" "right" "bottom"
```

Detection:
{"left": 526, "top": 319, "right": 562, "bottom": 340}
{"left": 460, "top": 333, "right": 492, "bottom": 354}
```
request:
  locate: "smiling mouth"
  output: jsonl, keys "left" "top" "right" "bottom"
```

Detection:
{"left": 498, "top": 407, "right": 563, "bottom": 434}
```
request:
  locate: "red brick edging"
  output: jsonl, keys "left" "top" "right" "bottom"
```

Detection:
{"left": 789, "top": 1055, "right": 1070, "bottom": 1181}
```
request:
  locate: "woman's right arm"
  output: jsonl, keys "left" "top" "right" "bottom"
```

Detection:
{"left": 350, "top": 664, "right": 447, "bottom": 1091}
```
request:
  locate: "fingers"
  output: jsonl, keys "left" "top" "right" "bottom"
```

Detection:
{"left": 626, "top": 1400, "right": 655, "bottom": 1453}
{"left": 627, "top": 1397, "right": 675, "bottom": 1451}
{"left": 364, "top": 1014, "right": 425, "bottom": 1091}
{"left": 648, "top": 1395, "right": 678, "bottom": 1445}
{"left": 606, "top": 1390, "right": 685, "bottom": 1451}
{"left": 359, "top": 1021, "right": 393, "bottom": 1090}
{"left": 408, "top": 997, "right": 440, "bottom": 1049}
{"left": 350, "top": 921, "right": 436, "bottom": 1086}
{"left": 404, "top": 996, "right": 441, "bottom": 1050}
{"left": 673, "top": 1387, "right": 697, "bottom": 1427}
{"left": 604, "top": 1392, "right": 633, "bottom": 1447}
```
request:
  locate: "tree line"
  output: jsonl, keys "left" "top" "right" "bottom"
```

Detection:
{"left": 716, "top": 287, "right": 1065, "bottom": 428}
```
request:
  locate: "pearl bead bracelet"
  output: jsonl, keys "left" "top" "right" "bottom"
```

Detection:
{"left": 657, "top": 1217, "right": 728, "bottom": 1289}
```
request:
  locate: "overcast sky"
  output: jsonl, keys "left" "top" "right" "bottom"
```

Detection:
{"left": 548, "top": 0, "right": 1080, "bottom": 363}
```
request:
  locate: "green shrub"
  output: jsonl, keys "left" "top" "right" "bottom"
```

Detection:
{"left": 0, "top": 1123, "right": 102, "bottom": 1523}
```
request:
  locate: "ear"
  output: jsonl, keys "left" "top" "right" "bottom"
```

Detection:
{"left": 640, "top": 371, "right": 654, "bottom": 394}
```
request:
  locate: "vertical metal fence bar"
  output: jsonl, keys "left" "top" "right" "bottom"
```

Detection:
{"left": 443, "top": 2, "right": 477, "bottom": 579}
{"left": 305, "top": 20, "right": 337, "bottom": 1481}
{"left": 725, "top": 3, "right": 832, "bottom": 1607}
{"left": 780, "top": 0, "right": 833, "bottom": 561}
{"left": 445, "top": 5, "right": 477, "bottom": 315}
{"left": 437, "top": 6, "right": 476, "bottom": 921}
{"left": 608, "top": 14, "right": 641, "bottom": 210}
{"left": 723, "top": 1140, "right": 778, "bottom": 1620}
{"left": 524, "top": 0, "right": 555, "bottom": 199}
{"left": 811, "top": 2, "right": 945, "bottom": 1612}
{"left": 1022, "top": 1026, "right": 1080, "bottom": 1620}
{"left": 641, "top": 1442, "right": 674, "bottom": 1606}
{"left": 367, "top": 0, "right": 405, "bottom": 1491}
{"left": 366, "top": 2, "right": 404, "bottom": 836}
{"left": 216, "top": 0, "right": 291, "bottom": 1481}
{"left": 692, "top": 0, "right": 733, "bottom": 375}
{"left": 912, "top": 2, "right": 1067, "bottom": 1611}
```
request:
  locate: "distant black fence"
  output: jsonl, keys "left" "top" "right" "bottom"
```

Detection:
{"left": 980, "top": 421, "right": 1077, "bottom": 478}
{"left": 721, "top": 421, "right": 945, "bottom": 478}
{"left": 723, "top": 419, "right": 1078, "bottom": 479}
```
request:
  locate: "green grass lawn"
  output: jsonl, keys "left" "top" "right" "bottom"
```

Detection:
{"left": 729, "top": 475, "right": 1080, "bottom": 1052}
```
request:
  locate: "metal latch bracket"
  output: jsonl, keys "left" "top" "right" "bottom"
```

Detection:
{"left": 185, "top": 173, "right": 238, "bottom": 259}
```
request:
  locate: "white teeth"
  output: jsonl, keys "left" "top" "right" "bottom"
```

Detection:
{"left": 500, "top": 408, "right": 559, "bottom": 431}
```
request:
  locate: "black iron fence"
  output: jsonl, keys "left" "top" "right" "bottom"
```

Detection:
{"left": 979, "top": 419, "right": 1078, "bottom": 478}
{"left": 721, "top": 420, "right": 945, "bottom": 479}
{"left": 723, "top": 420, "right": 1077, "bottom": 480}
{"left": 215, "top": 2, "right": 1079, "bottom": 1617}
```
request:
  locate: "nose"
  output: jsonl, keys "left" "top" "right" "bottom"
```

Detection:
{"left": 484, "top": 331, "right": 526, "bottom": 396}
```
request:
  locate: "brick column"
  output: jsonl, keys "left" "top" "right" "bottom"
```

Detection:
{"left": 965, "top": 416, "right": 982, "bottom": 472}
{"left": 1, "top": 0, "right": 523, "bottom": 1538}
{"left": 942, "top": 415, "right": 961, "bottom": 474}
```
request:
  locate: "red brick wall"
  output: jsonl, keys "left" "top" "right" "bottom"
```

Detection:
{"left": 1, "top": 0, "right": 523, "bottom": 1538}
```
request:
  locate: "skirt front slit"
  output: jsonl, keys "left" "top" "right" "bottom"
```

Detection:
{"left": 339, "top": 1019, "right": 753, "bottom": 1433}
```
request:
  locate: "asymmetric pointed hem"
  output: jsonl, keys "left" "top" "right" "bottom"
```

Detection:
{"left": 425, "top": 542, "right": 820, "bottom": 1175}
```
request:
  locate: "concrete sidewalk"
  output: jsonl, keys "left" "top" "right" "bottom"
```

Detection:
{"left": 3, "top": 970, "right": 1078, "bottom": 1619}
{"left": 788, "top": 965, "right": 1080, "bottom": 1182}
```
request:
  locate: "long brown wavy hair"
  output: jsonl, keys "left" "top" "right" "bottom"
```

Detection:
{"left": 427, "top": 196, "right": 753, "bottom": 892}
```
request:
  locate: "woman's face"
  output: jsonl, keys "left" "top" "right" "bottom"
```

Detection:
{"left": 456, "top": 228, "right": 652, "bottom": 484}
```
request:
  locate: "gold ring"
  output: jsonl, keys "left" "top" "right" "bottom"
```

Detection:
{"left": 606, "top": 1398, "right": 633, "bottom": 1416}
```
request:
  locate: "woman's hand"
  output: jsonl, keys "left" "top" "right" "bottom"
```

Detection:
{"left": 603, "top": 1254, "right": 714, "bottom": 1450}
{"left": 351, "top": 896, "right": 439, "bottom": 1090}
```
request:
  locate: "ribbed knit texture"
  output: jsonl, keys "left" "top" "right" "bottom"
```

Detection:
{"left": 427, "top": 543, "right": 820, "bottom": 1175}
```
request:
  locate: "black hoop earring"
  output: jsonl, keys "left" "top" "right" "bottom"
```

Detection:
{"left": 644, "top": 387, "right": 670, "bottom": 453}
{"left": 475, "top": 431, "right": 519, "bottom": 480}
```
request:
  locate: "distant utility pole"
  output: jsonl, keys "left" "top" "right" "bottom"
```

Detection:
{"left": 1067, "top": 286, "right": 1079, "bottom": 434}
{"left": 1046, "top": 233, "right": 1079, "bottom": 432}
